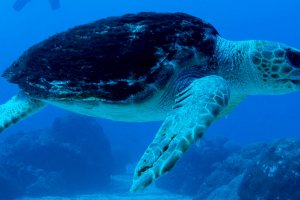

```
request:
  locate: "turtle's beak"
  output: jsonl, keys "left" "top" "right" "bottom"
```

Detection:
{"left": 286, "top": 48, "right": 300, "bottom": 69}
{"left": 289, "top": 70, "right": 300, "bottom": 81}
{"left": 284, "top": 48, "right": 300, "bottom": 88}
{"left": 286, "top": 48, "right": 300, "bottom": 83}
{"left": 289, "top": 71, "right": 300, "bottom": 88}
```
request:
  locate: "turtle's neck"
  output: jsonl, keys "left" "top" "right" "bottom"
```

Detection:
{"left": 214, "top": 37, "right": 251, "bottom": 70}
{"left": 213, "top": 36, "right": 259, "bottom": 95}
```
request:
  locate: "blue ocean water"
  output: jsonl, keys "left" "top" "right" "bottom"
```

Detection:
{"left": 0, "top": 0, "right": 300, "bottom": 199}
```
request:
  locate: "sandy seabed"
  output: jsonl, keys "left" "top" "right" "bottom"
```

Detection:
{"left": 19, "top": 175, "right": 192, "bottom": 200}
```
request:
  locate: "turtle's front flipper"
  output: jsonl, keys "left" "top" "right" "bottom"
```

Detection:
{"left": 131, "top": 75, "right": 230, "bottom": 192}
{"left": 0, "top": 92, "right": 46, "bottom": 133}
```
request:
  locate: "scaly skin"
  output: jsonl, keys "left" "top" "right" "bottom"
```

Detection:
{"left": 131, "top": 76, "right": 230, "bottom": 192}
{"left": 0, "top": 93, "right": 46, "bottom": 133}
{"left": 215, "top": 37, "right": 300, "bottom": 95}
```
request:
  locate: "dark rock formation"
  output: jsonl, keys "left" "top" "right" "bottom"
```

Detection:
{"left": 193, "top": 142, "right": 265, "bottom": 200}
{"left": 239, "top": 139, "right": 300, "bottom": 200}
{"left": 0, "top": 114, "right": 113, "bottom": 199}
{"left": 157, "top": 138, "right": 300, "bottom": 200}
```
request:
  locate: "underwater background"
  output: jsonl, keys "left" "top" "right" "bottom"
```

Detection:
{"left": 0, "top": 0, "right": 300, "bottom": 199}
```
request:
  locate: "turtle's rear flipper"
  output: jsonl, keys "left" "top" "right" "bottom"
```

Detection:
{"left": 131, "top": 75, "right": 230, "bottom": 192}
{"left": 0, "top": 92, "right": 46, "bottom": 133}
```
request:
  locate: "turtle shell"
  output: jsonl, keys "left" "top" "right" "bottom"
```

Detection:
{"left": 3, "top": 12, "right": 219, "bottom": 103}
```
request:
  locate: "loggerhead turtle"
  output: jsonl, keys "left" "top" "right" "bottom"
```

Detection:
{"left": 1, "top": 12, "right": 300, "bottom": 191}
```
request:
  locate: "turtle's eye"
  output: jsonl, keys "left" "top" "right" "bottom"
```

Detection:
{"left": 286, "top": 49, "right": 300, "bottom": 68}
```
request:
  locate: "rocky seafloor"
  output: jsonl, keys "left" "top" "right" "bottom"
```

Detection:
{"left": 157, "top": 137, "right": 300, "bottom": 200}
{"left": 0, "top": 115, "right": 299, "bottom": 200}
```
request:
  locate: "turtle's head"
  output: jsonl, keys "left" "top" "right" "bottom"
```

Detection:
{"left": 251, "top": 41, "right": 300, "bottom": 94}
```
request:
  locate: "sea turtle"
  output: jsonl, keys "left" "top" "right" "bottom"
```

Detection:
{"left": 1, "top": 12, "right": 300, "bottom": 191}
